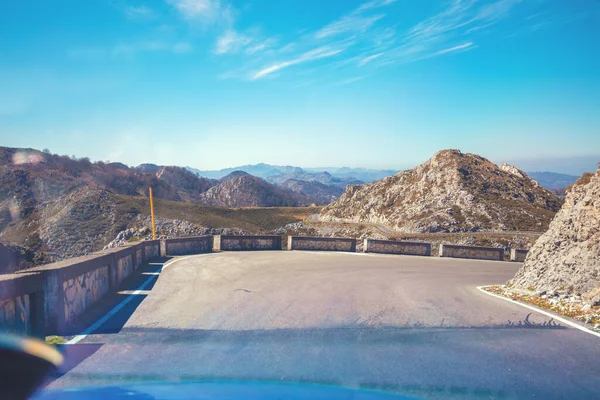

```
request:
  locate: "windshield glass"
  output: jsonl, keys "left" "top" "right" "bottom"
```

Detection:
{"left": 1, "top": 1, "right": 600, "bottom": 399}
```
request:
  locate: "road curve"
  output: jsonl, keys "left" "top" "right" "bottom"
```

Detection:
{"left": 46, "top": 252, "right": 600, "bottom": 399}
{"left": 307, "top": 214, "right": 541, "bottom": 237}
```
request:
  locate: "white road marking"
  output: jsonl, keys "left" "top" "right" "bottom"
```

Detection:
{"left": 65, "top": 255, "right": 208, "bottom": 345}
{"left": 477, "top": 286, "right": 600, "bottom": 339}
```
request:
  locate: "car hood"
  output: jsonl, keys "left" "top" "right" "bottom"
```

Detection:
{"left": 35, "top": 380, "right": 419, "bottom": 399}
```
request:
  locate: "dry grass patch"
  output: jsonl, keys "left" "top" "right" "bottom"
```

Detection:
{"left": 484, "top": 286, "right": 600, "bottom": 329}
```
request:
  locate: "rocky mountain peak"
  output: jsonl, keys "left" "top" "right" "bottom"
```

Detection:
{"left": 219, "top": 170, "right": 250, "bottom": 183}
{"left": 321, "top": 150, "right": 562, "bottom": 233}
{"left": 198, "top": 174, "right": 299, "bottom": 207}
{"left": 429, "top": 149, "right": 464, "bottom": 164}
{"left": 500, "top": 163, "right": 526, "bottom": 178}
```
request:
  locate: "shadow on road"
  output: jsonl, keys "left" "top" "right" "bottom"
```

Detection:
{"left": 94, "top": 316, "right": 566, "bottom": 346}
{"left": 60, "top": 257, "right": 173, "bottom": 337}
{"left": 45, "top": 343, "right": 103, "bottom": 385}
{"left": 49, "top": 317, "right": 599, "bottom": 399}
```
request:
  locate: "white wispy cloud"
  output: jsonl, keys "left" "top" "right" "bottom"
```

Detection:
{"left": 214, "top": 0, "right": 575, "bottom": 84}
{"left": 316, "top": 14, "right": 385, "bottom": 39}
{"left": 358, "top": 52, "right": 384, "bottom": 66}
{"left": 167, "top": 0, "right": 212, "bottom": 18}
{"left": 331, "top": 76, "right": 367, "bottom": 86}
{"left": 375, "top": 0, "right": 523, "bottom": 65}
{"left": 252, "top": 46, "right": 344, "bottom": 80}
{"left": 245, "top": 38, "right": 277, "bottom": 55}
{"left": 214, "top": 28, "right": 278, "bottom": 56}
{"left": 356, "top": 0, "right": 397, "bottom": 12}
{"left": 431, "top": 42, "right": 475, "bottom": 57}
{"left": 506, "top": 8, "right": 589, "bottom": 38}
{"left": 314, "top": 0, "right": 399, "bottom": 40}
{"left": 166, "top": 0, "right": 233, "bottom": 26}
{"left": 214, "top": 29, "right": 252, "bottom": 54}
{"left": 405, "top": 0, "right": 521, "bottom": 44}
{"left": 123, "top": 5, "right": 155, "bottom": 20}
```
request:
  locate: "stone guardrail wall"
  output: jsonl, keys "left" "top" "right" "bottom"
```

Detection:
{"left": 218, "top": 235, "right": 282, "bottom": 251}
{"left": 165, "top": 236, "right": 213, "bottom": 256}
{"left": 0, "top": 272, "right": 43, "bottom": 337}
{"left": 510, "top": 249, "right": 528, "bottom": 262}
{"left": 288, "top": 236, "right": 357, "bottom": 252}
{"left": 439, "top": 244, "right": 504, "bottom": 261}
{"left": 0, "top": 237, "right": 205, "bottom": 338}
{"left": 364, "top": 239, "right": 431, "bottom": 256}
{"left": 1, "top": 234, "right": 526, "bottom": 338}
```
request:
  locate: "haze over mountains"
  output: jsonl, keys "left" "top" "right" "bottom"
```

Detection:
{"left": 188, "top": 163, "right": 580, "bottom": 192}
{"left": 188, "top": 165, "right": 391, "bottom": 184}
{"left": 526, "top": 172, "right": 580, "bottom": 191}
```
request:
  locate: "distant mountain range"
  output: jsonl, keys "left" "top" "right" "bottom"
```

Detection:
{"left": 187, "top": 163, "right": 580, "bottom": 191}
{"left": 187, "top": 164, "right": 304, "bottom": 180}
{"left": 304, "top": 167, "right": 398, "bottom": 182}
{"left": 187, "top": 164, "right": 396, "bottom": 186}
{"left": 527, "top": 172, "right": 579, "bottom": 190}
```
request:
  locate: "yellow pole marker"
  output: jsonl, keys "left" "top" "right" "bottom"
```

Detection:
{"left": 149, "top": 187, "right": 157, "bottom": 240}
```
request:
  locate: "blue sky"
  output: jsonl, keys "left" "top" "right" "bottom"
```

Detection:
{"left": 1, "top": 0, "right": 599, "bottom": 173}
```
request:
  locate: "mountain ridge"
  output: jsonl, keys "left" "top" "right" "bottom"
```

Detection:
{"left": 320, "top": 149, "right": 563, "bottom": 233}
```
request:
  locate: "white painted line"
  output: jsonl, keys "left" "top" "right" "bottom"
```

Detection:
{"left": 477, "top": 286, "right": 600, "bottom": 339}
{"left": 65, "top": 255, "right": 204, "bottom": 345}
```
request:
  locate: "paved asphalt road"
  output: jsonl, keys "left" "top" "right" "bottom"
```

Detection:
{"left": 45, "top": 252, "right": 600, "bottom": 399}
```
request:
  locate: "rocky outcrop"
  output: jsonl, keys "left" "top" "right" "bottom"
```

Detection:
{"left": 268, "top": 170, "right": 362, "bottom": 188}
{"left": 321, "top": 150, "right": 562, "bottom": 233}
{"left": 198, "top": 175, "right": 300, "bottom": 207}
{"left": 279, "top": 179, "right": 344, "bottom": 205}
{"left": 219, "top": 170, "right": 250, "bottom": 183}
{"left": 500, "top": 163, "right": 524, "bottom": 179}
{"left": 509, "top": 168, "right": 600, "bottom": 301}
{"left": 154, "top": 166, "right": 216, "bottom": 202}
{"left": 0, "top": 146, "right": 218, "bottom": 208}
{"left": 37, "top": 189, "right": 126, "bottom": 259}
{"left": 103, "top": 216, "right": 249, "bottom": 249}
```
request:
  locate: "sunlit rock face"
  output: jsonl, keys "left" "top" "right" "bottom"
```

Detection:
{"left": 321, "top": 149, "right": 561, "bottom": 233}
{"left": 510, "top": 168, "right": 600, "bottom": 301}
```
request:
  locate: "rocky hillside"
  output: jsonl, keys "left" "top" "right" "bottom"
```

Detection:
{"left": 219, "top": 170, "right": 251, "bottom": 183}
{"left": 279, "top": 179, "right": 344, "bottom": 205}
{"left": 0, "top": 146, "right": 334, "bottom": 212}
{"left": 268, "top": 170, "right": 362, "bottom": 188}
{"left": 202, "top": 170, "right": 342, "bottom": 206}
{"left": 103, "top": 216, "right": 248, "bottom": 249}
{"left": 0, "top": 146, "right": 215, "bottom": 212}
{"left": 0, "top": 188, "right": 140, "bottom": 264}
{"left": 321, "top": 150, "right": 562, "bottom": 233}
{"left": 198, "top": 175, "right": 300, "bottom": 207}
{"left": 509, "top": 168, "right": 600, "bottom": 300}
{"left": 155, "top": 166, "right": 216, "bottom": 202}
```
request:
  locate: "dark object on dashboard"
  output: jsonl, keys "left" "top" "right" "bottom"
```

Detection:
{"left": 0, "top": 334, "right": 63, "bottom": 400}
